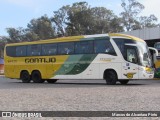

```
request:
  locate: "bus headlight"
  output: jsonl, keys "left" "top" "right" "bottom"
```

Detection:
{"left": 145, "top": 67, "right": 154, "bottom": 74}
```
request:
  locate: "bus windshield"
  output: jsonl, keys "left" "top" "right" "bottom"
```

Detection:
{"left": 113, "top": 38, "right": 152, "bottom": 67}
{"left": 154, "top": 42, "right": 160, "bottom": 49}
{"left": 138, "top": 42, "right": 152, "bottom": 67}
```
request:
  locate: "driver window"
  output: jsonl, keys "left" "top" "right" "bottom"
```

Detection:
{"left": 127, "top": 48, "right": 138, "bottom": 63}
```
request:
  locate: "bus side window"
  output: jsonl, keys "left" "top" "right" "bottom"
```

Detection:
{"left": 6, "top": 46, "right": 16, "bottom": 57}
{"left": 58, "top": 42, "right": 74, "bottom": 55}
{"left": 42, "top": 44, "right": 57, "bottom": 56}
{"left": 94, "top": 40, "right": 106, "bottom": 53}
{"left": 94, "top": 40, "right": 116, "bottom": 55}
{"left": 75, "top": 41, "right": 93, "bottom": 54}
{"left": 27, "top": 45, "right": 41, "bottom": 56}
{"left": 16, "top": 46, "right": 26, "bottom": 57}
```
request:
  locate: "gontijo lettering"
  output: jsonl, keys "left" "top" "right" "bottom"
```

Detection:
{"left": 25, "top": 57, "right": 56, "bottom": 63}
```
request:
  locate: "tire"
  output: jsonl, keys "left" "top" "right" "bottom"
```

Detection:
{"left": 32, "top": 71, "right": 44, "bottom": 83}
{"left": 20, "top": 71, "right": 31, "bottom": 83}
{"left": 47, "top": 79, "right": 58, "bottom": 83}
{"left": 105, "top": 71, "right": 117, "bottom": 85}
{"left": 119, "top": 80, "right": 129, "bottom": 85}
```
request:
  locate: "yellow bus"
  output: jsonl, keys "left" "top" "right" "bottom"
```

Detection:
{"left": 4, "top": 33, "right": 155, "bottom": 85}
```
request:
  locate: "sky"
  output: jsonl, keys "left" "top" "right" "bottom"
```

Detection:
{"left": 0, "top": 0, "right": 160, "bottom": 36}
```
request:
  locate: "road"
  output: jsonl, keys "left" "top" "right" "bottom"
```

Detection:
{"left": 0, "top": 75, "right": 160, "bottom": 89}
{"left": 0, "top": 76, "right": 160, "bottom": 119}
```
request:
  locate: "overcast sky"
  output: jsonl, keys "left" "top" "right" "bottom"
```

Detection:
{"left": 0, "top": 0, "right": 159, "bottom": 36}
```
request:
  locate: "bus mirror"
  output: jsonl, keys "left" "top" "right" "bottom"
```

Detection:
{"left": 149, "top": 47, "right": 158, "bottom": 56}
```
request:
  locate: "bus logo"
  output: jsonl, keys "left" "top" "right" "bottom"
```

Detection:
{"left": 25, "top": 57, "right": 56, "bottom": 63}
{"left": 124, "top": 73, "right": 136, "bottom": 79}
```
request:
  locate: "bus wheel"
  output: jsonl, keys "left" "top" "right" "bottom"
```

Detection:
{"left": 105, "top": 70, "right": 117, "bottom": 85}
{"left": 119, "top": 80, "right": 129, "bottom": 85}
{"left": 32, "top": 71, "right": 44, "bottom": 83}
{"left": 47, "top": 79, "right": 58, "bottom": 83}
{"left": 20, "top": 71, "right": 31, "bottom": 83}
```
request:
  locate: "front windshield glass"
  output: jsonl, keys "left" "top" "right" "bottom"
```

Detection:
{"left": 154, "top": 43, "right": 160, "bottom": 49}
{"left": 113, "top": 38, "right": 152, "bottom": 67}
{"left": 138, "top": 42, "right": 152, "bottom": 67}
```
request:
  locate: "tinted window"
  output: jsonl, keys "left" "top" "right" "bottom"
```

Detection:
{"left": 113, "top": 39, "right": 125, "bottom": 56}
{"left": 16, "top": 46, "right": 26, "bottom": 57}
{"left": 94, "top": 40, "right": 116, "bottom": 55}
{"left": 154, "top": 42, "right": 160, "bottom": 49}
{"left": 6, "top": 46, "right": 16, "bottom": 57}
{"left": 58, "top": 42, "right": 74, "bottom": 55}
{"left": 113, "top": 38, "right": 135, "bottom": 59}
{"left": 27, "top": 45, "right": 41, "bottom": 56}
{"left": 75, "top": 41, "right": 93, "bottom": 54}
{"left": 42, "top": 44, "right": 57, "bottom": 56}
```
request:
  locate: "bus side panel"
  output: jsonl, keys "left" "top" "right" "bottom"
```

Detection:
{"left": 81, "top": 63, "right": 100, "bottom": 79}
{"left": 4, "top": 57, "right": 18, "bottom": 79}
{"left": 5, "top": 65, "right": 16, "bottom": 78}
{"left": 100, "top": 63, "right": 122, "bottom": 79}
{"left": 45, "top": 55, "right": 69, "bottom": 79}
{"left": 96, "top": 54, "right": 122, "bottom": 80}
{"left": 53, "top": 54, "right": 122, "bottom": 80}
{"left": 53, "top": 54, "right": 98, "bottom": 79}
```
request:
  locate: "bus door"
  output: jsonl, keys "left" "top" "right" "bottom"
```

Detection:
{"left": 122, "top": 45, "right": 139, "bottom": 79}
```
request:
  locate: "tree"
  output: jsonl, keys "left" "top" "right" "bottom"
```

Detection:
{"left": 0, "top": 36, "right": 7, "bottom": 58}
{"left": 120, "top": 0, "right": 144, "bottom": 31}
{"left": 109, "top": 17, "right": 124, "bottom": 32}
{"left": 27, "top": 15, "right": 55, "bottom": 40}
{"left": 139, "top": 14, "right": 158, "bottom": 28}
{"left": 91, "top": 7, "right": 123, "bottom": 33}
{"left": 5, "top": 15, "right": 55, "bottom": 43}
{"left": 65, "top": 2, "right": 123, "bottom": 35}
{"left": 66, "top": 2, "right": 93, "bottom": 35}
{"left": 51, "top": 5, "right": 70, "bottom": 36}
{"left": 6, "top": 27, "right": 25, "bottom": 43}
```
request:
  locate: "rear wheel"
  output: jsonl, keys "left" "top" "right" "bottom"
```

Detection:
{"left": 119, "top": 80, "right": 129, "bottom": 85}
{"left": 32, "top": 71, "right": 44, "bottom": 83}
{"left": 47, "top": 79, "right": 58, "bottom": 83}
{"left": 20, "top": 71, "right": 31, "bottom": 83}
{"left": 105, "top": 71, "right": 117, "bottom": 85}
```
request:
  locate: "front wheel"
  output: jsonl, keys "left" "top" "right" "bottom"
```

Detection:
{"left": 20, "top": 71, "right": 31, "bottom": 83}
{"left": 119, "top": 80, "right": 129, "bottom": 85}
{"left": 32, "top": 71, "right": 44, "bottom": 83}
{"left": 105, "top": 71, "right": 117, "bottom": 85}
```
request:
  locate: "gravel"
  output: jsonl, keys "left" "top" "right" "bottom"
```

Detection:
{"left": 1, "top": 76, "right": 160, "bottom": 119}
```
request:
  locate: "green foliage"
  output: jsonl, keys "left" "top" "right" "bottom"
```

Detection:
{"left": 2, "top": 1, "right": 159, "bottom": 43}
{"left": 51, "top": 5, "right": 70, "bottom": 36}
{"left": 120, "top": 0, "right": 159, "bottom": 31}
{"left": 27, "top": 15, "right": 55, "bottom": 40}
{"left": 4, "top": 15, "right": 55, "bottom": 43}
{"left": 0, "top": 37, "right": 7, "bottom": 58}
{"left": 65, "top": 2, "right": 124, "bottom": 35}
{"left": 6, "top": 27, "right": 24, "bottom": 43}
{"left": 66, "top": 2, "right": 93, "bottom": 35}
{"left": 90, "top": 7, "right": 123, "bottom": 33}
{"left": 120, "top": 0, "right": 145, "bottom": 31}
{"left": 139, "top": 14, "right": 158, "bottom": 28}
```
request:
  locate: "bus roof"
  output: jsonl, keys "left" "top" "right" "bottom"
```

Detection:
{"left": 109, "top": 33, "right": 144, "bottom": 42}
{"left": 5, "top": 33, "right": 144, "bottom": 46}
